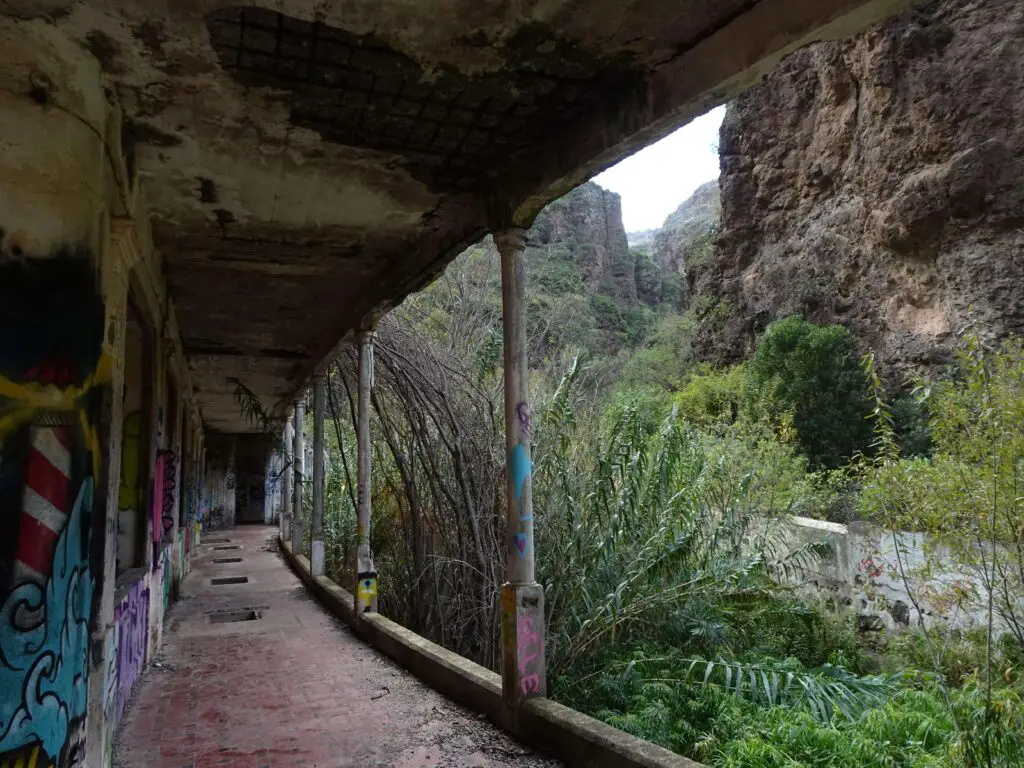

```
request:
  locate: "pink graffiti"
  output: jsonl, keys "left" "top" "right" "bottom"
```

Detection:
{"left": 520, "top": 673, "right": 542, "bottom": 696}
{"left": 515, "top": 401, "right": 530, "bottom": 437}
{"left": 517, "top": 614, "right": 543, "bottom": 695}
{"left": 859, "top": 556, "right": 883, "bottom": 580}
{"left": 513, "top": 533, "right": 529, "bottom": 555}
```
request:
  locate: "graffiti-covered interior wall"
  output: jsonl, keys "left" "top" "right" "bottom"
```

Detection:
{"left": 0, "top": 17, "right": 117, "bottom": 766}
{"left": 0, "top": 257, "right": 108, "bottom": 766}
{"left": 1, "top": 19, "right": 212, "bottom": 766}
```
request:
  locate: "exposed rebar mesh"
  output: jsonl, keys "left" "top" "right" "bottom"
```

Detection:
{"left": 206, "top": 7, "right": 639, "bottom": 191}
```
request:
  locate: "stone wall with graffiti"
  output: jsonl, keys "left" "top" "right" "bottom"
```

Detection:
{"left": 1, "top": 24, "right": 211, "bottom": 766}
{"left": 784, "top": 516, "right": 1007, "bottom": 634}
{"left": 112, "top": 576, "right": 148, "bottom": 729}
{"left": 116, "top": 323, "right": 145, "bottom": 576}
{"left": 159, "top": 449, "right": 178, "bottom": 544}
{"left": 0, "top": 17, "right": 259, "bottom": 768}
{"left": 0, "top": 260, "right": 205, "bottom": 768}
{"left": 0, "top": 255, "right": 107, "bottom": 767}
{"left": 263, "top": 447, "right": 285, "bottom": 525}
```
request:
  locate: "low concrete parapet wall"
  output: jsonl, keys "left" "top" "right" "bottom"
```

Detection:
{"left": 279, "top": 539, "right": 703, "bottom": 768}
{"left": 786, "top": 516, "right": 1008, "bottom": 633}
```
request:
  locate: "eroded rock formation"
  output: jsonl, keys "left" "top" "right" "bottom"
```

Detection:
{"left": 528, "top": 181, "right": 638, "bottom": 303}
{"left": 692, "top": 0, "right": 1024, "bottom": 377}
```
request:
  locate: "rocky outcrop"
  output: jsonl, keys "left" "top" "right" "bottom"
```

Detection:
{"left": 693, "top": 0, "right": 1024, "bottom": 378}
{"left": 626, "top": 182, "right": 721, "bottom": 307}
{"left": 651, "top": 181, "right": 721, "bottom": 277}
{"left": 528, "top": 181, "right": 638, "bottom": 303}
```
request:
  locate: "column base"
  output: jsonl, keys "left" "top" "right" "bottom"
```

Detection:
{"left": 281, "top": 516, "right": 292, "bottom": 543}
{"left": 500, "top": 582, "right": 546, "bottom": 706}
{"left": 355, "top": 544, "right": 378, "bottom": 615}
{"left": 311, "top": 540, "right": 325, "bottom": 577}
{"left": 291, "top": 520, "right": 303, "bottom": 558}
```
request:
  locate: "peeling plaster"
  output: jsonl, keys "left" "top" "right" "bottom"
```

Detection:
{"left": 0, "top": 0, "right": 915, "bottom": 432}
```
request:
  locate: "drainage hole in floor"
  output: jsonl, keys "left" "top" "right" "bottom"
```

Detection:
{"left": 212, "top": 557, "right": 243, "bottom": 564}
{"left": 208, "top": 609, "right": 261, "bottom": 624}
{"left": 212, "top": 545, "right": 241, "bottom": 550}
{"left": 211, "top": 576, "right": 249, "bottom": 585}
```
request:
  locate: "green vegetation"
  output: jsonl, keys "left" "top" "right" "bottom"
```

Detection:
{"left": 287, "top": 233, "right": 1023, "bottom": 767}
{"left": 860, "top": 338, "right": 1024, "bottom": 648}
{"left": 535, "top": 334, "right": 1024, "bottom": 767}
{"left": 745, "top": 316, "right": 873, "bottom": 468}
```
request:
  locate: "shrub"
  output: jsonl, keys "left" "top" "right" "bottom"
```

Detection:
{"left": 623, "top": 306, "right": 654, "bottom": 347}
{"left": 673, "top": 364, "right": 746, "bottom": 427}
{"left": 745, "top": 316, "right": 873, "bottom": 469}
{"left": 618, "top": 313, "right": 697, "bottom": 393}
{"left": 891, "top": 392, "right": 933, "bottom": 457}
{"left": 860, "top": 337, "right": 1024, "bottom": 647}
{"left": 534, "top": 256, "right": 584, "bottom": 295}
{"left": 589, "top": 293, "right": 624, "bottom": 331}
{"left": 533, "top": 368, "right": 833, "bottom": 678}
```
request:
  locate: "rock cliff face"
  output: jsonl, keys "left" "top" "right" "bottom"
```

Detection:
{"left": 528, "top": 181, "right": 639, "bottom": 304}
{"left": 627, "top": 181, "right": 721, "bottom": 308}
{"left": 693, "top": 0, "right": 1024, "bottom": 377}
{"left": 649, "top": 181, "right": 721, "bottom": 278}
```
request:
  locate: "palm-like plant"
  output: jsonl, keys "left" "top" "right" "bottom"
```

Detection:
{"left": 533, "top": 366, "right": 832, "bottom": 677}
{"left": 680, "top": 657, "right": 898, "bottom": 722}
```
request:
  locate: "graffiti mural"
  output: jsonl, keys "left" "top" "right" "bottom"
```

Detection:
{"left": 0, "top": 255, "right": 107, "bottom": 767}
{"left": 515, "top": 401, "right": 531, "bottom": 438}
{"left": 113, "top": 579, "right": 148, "bottom": 726}
{"left": 176, "top": 536, "right": 186, "bottom": 585}
{"left": 159, "top": 450, "right": 176, "bottom": 537}
{"left": 0, "top": 478, "right": 95, "bottom": 766}
{"left": 508, "top": 400, "right": 533, "bottom": 558}
{"left": 101, "top": 629, "right": 117, "bottom": 768}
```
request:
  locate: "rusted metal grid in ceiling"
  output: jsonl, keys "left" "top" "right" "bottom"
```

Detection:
{"left": 206, "top": 6, "right": 642, "bottom": 192}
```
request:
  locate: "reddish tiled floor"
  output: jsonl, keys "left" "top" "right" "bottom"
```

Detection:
{"left": 114, "top": 526, "right": 557, "bottom": 768}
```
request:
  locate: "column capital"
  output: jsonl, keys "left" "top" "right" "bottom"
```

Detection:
{"left": 493, "top": 228, "right": 527, "bottom": 254}
{"left": 355, "top": 327, "right": 377, "bottom": 344}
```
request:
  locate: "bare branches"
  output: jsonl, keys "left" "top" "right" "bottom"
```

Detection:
{"left": 326, "top": 312, "right": 506, "bottom": 667}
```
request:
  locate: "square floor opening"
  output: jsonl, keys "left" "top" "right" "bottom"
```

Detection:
{"left": 208, "top": 609, "right": 261, "bottom": 624}
{"left": 211, "top": 576, "right": 249, "bottom": 585}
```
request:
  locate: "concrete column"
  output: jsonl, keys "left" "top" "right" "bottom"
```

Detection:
{"left": 495, "top": 228, "right": 546, "bottom": 704}
{"left": 355, "top": 329, "right": 378, "bottom": 614}
{"left": 291, "top": 397, "right": 305, "bottom": 554}
{"left": 310, "top": 374, "right": 327, "bottom": 576}
{"left": 281, "top": 413, "right": 293, "bottom": 542}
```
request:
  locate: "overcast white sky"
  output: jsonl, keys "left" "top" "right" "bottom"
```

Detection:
{"left": 594, "top": 106, "right": 726, "bottom": 233}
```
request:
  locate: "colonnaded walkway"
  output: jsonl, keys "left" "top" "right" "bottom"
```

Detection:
{"left": 114, "top": 526, "right": 558, "bottom": 768}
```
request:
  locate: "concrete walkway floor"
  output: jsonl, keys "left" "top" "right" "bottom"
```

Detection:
{"left": 114, "top": 526, "right": 559, "bottom": 768}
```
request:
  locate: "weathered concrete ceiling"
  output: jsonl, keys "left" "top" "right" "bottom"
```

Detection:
{"left": 8, "top": 0, "right": 912, "bottom": 432}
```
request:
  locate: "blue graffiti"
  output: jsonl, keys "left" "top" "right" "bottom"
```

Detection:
{"left": 0, "top": 479, "right": 94, "bottom": 762}
{"left": 509, "top": 443, "right": 531, "bottom": 505}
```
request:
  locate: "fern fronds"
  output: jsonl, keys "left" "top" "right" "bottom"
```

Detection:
{"left": 675, "top": 657, "right": 900, "bottom": 722}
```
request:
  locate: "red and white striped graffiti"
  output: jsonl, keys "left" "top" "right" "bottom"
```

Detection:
{"left": 13, "top": 426, "right": 73, "bottom": 590}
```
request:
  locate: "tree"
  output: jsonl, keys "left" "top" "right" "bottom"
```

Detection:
{"left": 745, "top": 316, "right": 872, "bottom": 469}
